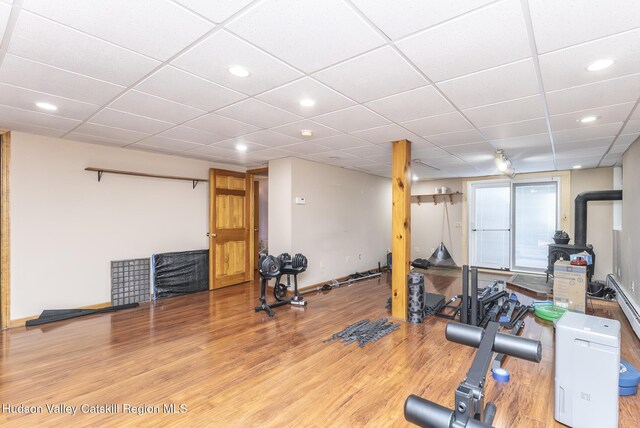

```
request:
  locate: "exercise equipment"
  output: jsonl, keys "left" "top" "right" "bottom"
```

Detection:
{"left": 405, "top": 321, "right": 542, "bottom": 428}
{"left": 619, "top": 360, "right": 639, "bottom": 396}
{"left": 255, "top": 253, "right": 308, "bottom": 317}
{"left": 408, "top": 272, "right": 426, "bottom": 324}
{"left": 324, "top": 318, "right": 400, "bottom": 347}
{"left": 428, "top": 201, "right": 457, "bottom": 268}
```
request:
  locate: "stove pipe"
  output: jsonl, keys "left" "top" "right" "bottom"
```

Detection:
{"left": 574, "top": 190, "right": 622, "bottom": 246}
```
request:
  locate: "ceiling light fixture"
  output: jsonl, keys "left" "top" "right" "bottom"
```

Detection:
{"left": 235, "top": 143, "right": 248, "bottom": 152}
{"left": 35, "top": 101, "right": 58, "bottom": 111}
{"left": 586, "top": 58, "right": 615, "bottom": 72}
{"left": 578, "top": 115, "right": 598, "bottom": 124}
{"left": 573, "top": 165, "right": 582, "bottom": 169}
{"left": 495, "top": 150, "right": 514, "bottom": 177}
{"left": 301, "top": 129, "right": 313, "bottom": 137}
{"left": 412, "top": 175, "right": 418, "bottom": 181}
{"left": 299, "top": 98, "right": 316, "bottom": 107}
{"left": 228, "top": 65, "right": 250, "bottom": 78}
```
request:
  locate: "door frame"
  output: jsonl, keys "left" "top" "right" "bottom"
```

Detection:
{"left": 1, "top": 130, "right": 11, "bottom": 330}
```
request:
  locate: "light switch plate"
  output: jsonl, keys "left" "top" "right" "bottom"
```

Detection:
{"left": 295, "top": 196, "right": 306, "bottom": 205}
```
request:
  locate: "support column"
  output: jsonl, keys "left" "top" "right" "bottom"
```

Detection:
{"left": 391, "top": 139, "right": 411, "bottom": 321}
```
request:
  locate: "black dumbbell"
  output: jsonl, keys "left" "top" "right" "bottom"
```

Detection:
{"left": 292, "top": 253, "right": 308, "bottom": 269}
{"left": 259, "top": 254, "right": 281, "bottom": 278}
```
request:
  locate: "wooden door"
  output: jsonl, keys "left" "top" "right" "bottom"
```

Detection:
{"left": 254, "top": 180, "right": 260, "bottom": 269}
{"left": 209, "top": 169, "right": 253, "bottom": 289}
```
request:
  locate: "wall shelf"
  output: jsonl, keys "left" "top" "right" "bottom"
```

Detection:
{"left": 412, "top": 191, "right": 463, "bottom": 206}
{"left": 85, "top": 167, "right": 208, "bottom": 189}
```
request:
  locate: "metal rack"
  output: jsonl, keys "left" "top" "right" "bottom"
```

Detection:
{"left": 85, "top": 167, "right": 208, "bottom": 189}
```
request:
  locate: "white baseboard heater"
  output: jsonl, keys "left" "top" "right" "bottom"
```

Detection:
{"left": 608, "top": 274, "right": 640, "bottom": 340}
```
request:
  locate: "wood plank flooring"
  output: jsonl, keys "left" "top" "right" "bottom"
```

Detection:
{"left": 1, "top": 270, "right": 639, "bottom": 427}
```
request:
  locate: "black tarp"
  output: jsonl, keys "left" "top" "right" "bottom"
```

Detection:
{"left": 152, "top": 250, "right": 208, "bottom": 299}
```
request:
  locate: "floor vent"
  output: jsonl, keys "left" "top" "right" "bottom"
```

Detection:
{"left": 111, "top": 258, "right": 150, "bottom": 306}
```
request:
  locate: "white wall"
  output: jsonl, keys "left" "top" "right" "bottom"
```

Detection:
{"left": 10, "top": 132, "right": 241, "bottom": 320}
{"left": 269, "top": 158, "right": 391, "bottom": 288}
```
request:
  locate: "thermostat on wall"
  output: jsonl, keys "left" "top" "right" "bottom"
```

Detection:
{"left": 295, "top": 196, "right": 306, "bottom": 205}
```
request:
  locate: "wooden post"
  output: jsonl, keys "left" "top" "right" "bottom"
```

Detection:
{"left": 391, "top": 139, "right": 411, "bottom": 321}
{"left": 1, "top": 131, "right": 10, "bottom": 329}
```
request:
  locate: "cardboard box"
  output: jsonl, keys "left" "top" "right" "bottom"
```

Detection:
{"left": 553, "top": 260, "right": 587, "bottom": 313}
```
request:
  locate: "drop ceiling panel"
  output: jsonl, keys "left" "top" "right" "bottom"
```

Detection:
{"left": 528, "top": 0, "right": 640, "bottom": 54}
{"left": 437, "top": 59, "right": 539, "bottom": 109}
{"left": 491, "top": 133, "right": 551, "bottom": 150}
{"left": 600, "top": 154, "right": 621, "bottom": 167}
{"left": 342, "top": 144, "right": 391, "bottom": 158}
{"left": 172, "top": 0, "right": 253, "bottom": 23}
{"left": 226, "top": 0, "right": 385, "bottom": 73}
{"left": 90, "top": 108, "right": 174, "bottom": 134}
{"left": 72, "top": 123, "right": 149, "bottom": 143}
{"left": 9, "top": 12, "right": 161, "bottom": 86}
{"left": 22, "top": 0, "right": 213, "bottom": 61}
{"left": 365, "top": 86, "right": 454, "bottom": 123}
{"left": 0, "top": 2, "right": 10, "bottom": 38}
{"left": 185, "top": 112, "right": 261, "bottom": 137}
{"left": 445, "top": 142, "right": 495, "bottom": 160}
{"left": 280, "top": 141, "right": 333, "bottom": 155}
{"left": 622, "top": 119, "right": 640, "bottom": 135}
{"left": 397, "top": 0, "right": 530, "bottom": 82}
{"left": 546, "top": 74, "right": 640, "bottom": 115}
{"left": 257, "top": 77, "right": 355, "bottom": 117}
{"left": 350, "top": 124, "right": 421, "bottom": 145}
{"left": 553, "top": 122, "right": 622, "bottom": 144}
{"left": 135, "top": 66, "right": 246, "bottom": 112}
{"left": 136, "top": 135, "right": 204, "bottom": 152}
{"left": 242, "top": 130, "right": 302, "bottom": 148}
{"left": 554, "top": 137, "right": 613, "bottom": 152}
{"left": 172, "top": 30, "right": 302, "bottom": 96}
{"left": 1, "top": 120, "right": 65, "bottom": 137}
{"left": 313, "top": 46, "right": 426, "bottom": 103}
{"left": 309, "top": 134, "right": 372, "bottom": 150}
{"left": 412, "top": 146, "right": 451, "bottom": 159}
{"left": 66, "top": 132, "right": 130, "bottom": 147}
{"left": 312, "top": 106, "right": 390, "bottom": 133}
{"left": 539, "top": 29, "right": 640, "bottom": 92}
{"left": 247, "top": 148, "right": 295, "bottom": 162}
{"left": 159, "top": 126, "right": 227, "bottom": 145}
{"left": 463, "top": 95, "right": 545, "bottom": 128}
{"left": 402, "top": 111, "right": 473, "bottom": 137}
{"left": 216, "top": 98, "right": 301, "bottom": 129}
{"left": 0, "top": 104, "right": 81, "bottom": 131}
{"left": 350, "top": 0, "right": 494, "bottom": 41}
{"left": 0, "top": 83, "right": 99, "bottom": 120}
{"left": 480, "top": 118, "right": 548, "bottom": 140}
{"left": 426, "top": 129, "right": 485, "bottom": 147}
{"left": 109, "top": 90, "right": 205, "bottom": 124}
{"left": 271, "top": 120, "right": 341, "bottom": 141}
{"left": 550, "top": 103, "right": 635, "bottom": 131}
{"left": 0, "top": 55, "right": 125, "bottom": 105}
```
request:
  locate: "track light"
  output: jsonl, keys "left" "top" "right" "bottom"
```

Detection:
{"left": 495, "top": 150, "right": 515, "bottom": 177}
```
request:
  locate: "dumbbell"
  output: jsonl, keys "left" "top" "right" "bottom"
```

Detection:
{"left": 277, "top": 252, "right": 291, "bottom": 267}
{"left": 259, "top": 254, "right": 281, "bottom": 278}
{"left": 291, "top": 253, "right": 308, "bottom": 270}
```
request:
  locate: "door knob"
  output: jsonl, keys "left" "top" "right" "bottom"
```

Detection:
{"left": 207, "top": 232, "right": 217, "bottom": 238}
{"left": 254, "top": 228, "right": 259, "bottom": 232}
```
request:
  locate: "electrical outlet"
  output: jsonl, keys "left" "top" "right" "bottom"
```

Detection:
{"left": 632, "top": 281, "right": 636, "bottom": 293}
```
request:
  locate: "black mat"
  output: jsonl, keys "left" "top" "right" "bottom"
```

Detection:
{"left": 507, "top": 273, "right": 552, "bottom": 295}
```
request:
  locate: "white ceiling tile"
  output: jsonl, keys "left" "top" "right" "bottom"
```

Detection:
{"left": 9, "top": 12, "right": 160, "bottom": 86}
{"left": 350, "top": 124, "right": 421, "bottom": 144}
{"left": 242, "top": 130, "right": 301, "bottom": 148}
{"left": 0, "top": 83, "right": 99, "bottom": 120}
{"left": 554, "top": 137, "right": 613, "bottom": 152}
{"left": 426, "top": 129, "right": 485, "bottom": 147}
{"left": 351, "top": 0, "right": 494, "bottom": 41}
{"left": 127, "top": 143, "right": 181, "bottom": 155}
{"left": 271, "top": 119, "right": 341, "bottom": 141}
{"left": 343, "top": 144, "right": 391, "bottom": 158}
{"left": 550, "top": 103, "right": 635, "bottom": 131}
{"left": 216, "top": 98, "right": 301, "bottom": 128}
{"left": 609, "top": 135, "right": 638, "bottom": 153}
{"left": 539, "top": 29, "right": 640, "bottom": 92}
{"left": 22, "top": 0, "right": 213, "bottom": 60}
{"left": 313, "top": 46, "right": 426, "bottom": 102}
{"left": 159, "top": 126, "right": 227, "bottom": 145}
{"left": 309, "top": 134, "right": 372, "bottom": 150}
{"left": 185, "top": 112, "right": 260, "bottom": 137}
{"left": 546, "top": 74, "right": 640, "bottom": 115}
{"left": 632, "top": 107, "right": 640, "bottom": 120}
{"left": 312, "top": 106, "right": 390, "bottom": 133}
{"left": 109, "top": 90, "right": 205, "bottom": 123}
{"left": 0, "top": 104, "right": 81, "bottom": 131}
{"left": 66, "top": 132, "right": 130, "bottom": 147}
{"left": 0, "top": 120, "right": 65, "bottom": 137}
{"left": 491, "top": 133, "right": 551, "bottom": 150}
{"left": 90, "top": 108, "right": 174, "bottom": 134}
{"left": 72, "top": 123, "right": 149, "bottom": 143}
{"left": 136, "top": 136, "right": 204, "bottom": 152}
{"left": 279, "top": 141, "right": 333, "bottom": 155}
{"left": 246, "top": 148, "right": 295, "bottom": 162}
{"left": 0, "top": 3, "right": 10, "bottom": 37}
{"left": 412, "top": 146, "right": 451, "bottom": 159}
{"left": 622, "top": 119, "right": 640, "bottom": 135}
{"left": 552, "top": 122, "right": 622, "bottom": 143}
{"left": 445, "top": 141, "right": 495, "bottom": 159}
{"left": 480, "top": 118, "right": 548, "bottom": 140}
{"left": 397, "top": 0, "right": 530, "bottom": 82}
{"left": 365, "top": 86, "right": 454, "bottom": 123}
{"left": 135, "top": 66, "right": 246, "bottom": 112}
{"left": 424, "top": 155, "right": 468, "bottom": 167}
{"left": 437, "top": 59, "right": 539, "bottom": 109}
{"left": 402, "top": 111, "right": 473, "bottom": 137}
{"left": 172, "top": 30, "right": 302, "bottom": 96}
{"left": 184, "top": 144, "right": 239, "bottom": 157}
{"left": 257, "top": 77, "right": 355, "bottom": 117}
{"left": 171, "top": 0, "right": 253, "bottom": 23}
{"left": 600, "top": 154, "right": 621, "bottom": 167}
{"left": 0, "top": 55, "right": 125, "bottom": 105}
{"left": 226, "top": 0, "right": 385, "bottom": 73}
{"left": 528, "top": 0, "right": 640, "bottom": 54}
{"left": 463, "top": 95, "right": 545, "bottom": 128}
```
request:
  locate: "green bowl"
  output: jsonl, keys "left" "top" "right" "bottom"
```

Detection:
{"left": 535, "top": 304, "right": 568, "bottom": 321}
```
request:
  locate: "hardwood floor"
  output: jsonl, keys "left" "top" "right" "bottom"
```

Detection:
{"left": 1, "top": 270, "right": 639, "bottom": 427}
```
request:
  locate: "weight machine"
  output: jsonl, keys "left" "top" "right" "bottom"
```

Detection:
{"left": 255, "top": 253, "right": 308, "bottom": 317}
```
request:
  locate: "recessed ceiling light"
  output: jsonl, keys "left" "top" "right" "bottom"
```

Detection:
{"left": 236, "top": 143, "right": 248, "bottom": 152}
{"left": 228, "top": 65, "right": 250, "bottom": 78}
{"left": 586, "top": 58, "right": 614, "bottom": 72}
{"left": 36, "top": 101, "right": 58, "bottom": 111}
{"left": 578, "top": 115, "right": 598, "bottom": 124}
{"left": 412, "top": 175, "right": 418, "bottom": 181}
{"left": 301, "top": 129, "right": 313, "bottom": 137}
{"left": 299, "top": 98, "right": 316, "bottom": 107}
{"left": 573, "top": 165, "right": 582, "bottom": 169}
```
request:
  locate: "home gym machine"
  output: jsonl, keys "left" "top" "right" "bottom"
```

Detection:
{"left": 272, "top": 252, "right": 308, "bottom": 306}
{"left": 255, "top": 253, "right": 308, "bottom": 317}
{"left": 405, "top": 321, "right": 542, "bottom": 428}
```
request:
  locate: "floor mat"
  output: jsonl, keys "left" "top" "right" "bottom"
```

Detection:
{"left": 507, "top": 273, "right": 552, "bottom": 295}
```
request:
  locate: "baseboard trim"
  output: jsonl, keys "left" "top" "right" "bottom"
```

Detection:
{"left": 608, "top": 274, "right": 640, "bottom": 340}
{"left": 9, "top": 301, "right": 112, "bottom": 329}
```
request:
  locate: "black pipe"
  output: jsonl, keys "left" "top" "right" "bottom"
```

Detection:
{"left": 574, "top": 190, "right": 622, "bottom": 246}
